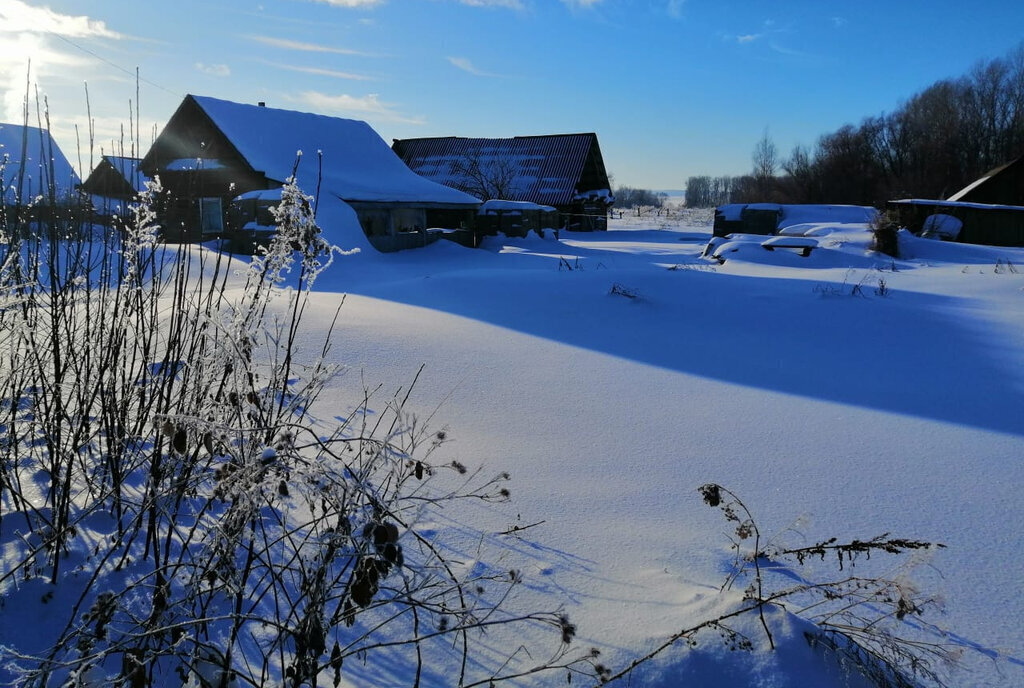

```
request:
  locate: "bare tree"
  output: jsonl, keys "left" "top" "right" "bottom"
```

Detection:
{"left": 751, "top": 128, "right": 778, "bottom": 201}
{"left": 450, "top": 150, "right": 520, "bottom": 201}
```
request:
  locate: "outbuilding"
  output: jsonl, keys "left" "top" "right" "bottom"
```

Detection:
{"left": 886, "top": 152, "right": 1024, "bottom": 247}
{"left": 80, "top": 155, "right": 149, "bottom": 222}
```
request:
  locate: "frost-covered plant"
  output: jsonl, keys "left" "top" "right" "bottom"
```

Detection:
{"left": 871, "top": 211, "right": 900, "bottom": 258}
{"left": 0, "top": 175, "right": 592, "bottom": 687}
{"left": 600, "top": 484, "right": 957, "bottom": 688}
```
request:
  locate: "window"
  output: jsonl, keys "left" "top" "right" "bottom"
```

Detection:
{"left": 199, "top": 197, "right": 224, "bottom": 235}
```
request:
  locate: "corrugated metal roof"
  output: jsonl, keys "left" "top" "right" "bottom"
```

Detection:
{"left": 392, "top": 134, "right": 600, "bottom": 207}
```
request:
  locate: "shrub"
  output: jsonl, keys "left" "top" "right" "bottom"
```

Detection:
{"left": 871, "top": 211, "right": 901, "bottom": 258}
{"left": 0, "top": 175, "right": 588, "bottom": 686}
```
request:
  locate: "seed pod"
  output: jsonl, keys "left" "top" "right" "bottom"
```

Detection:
{"left": 172, "top": 428, "right": 188, "bottom": 454}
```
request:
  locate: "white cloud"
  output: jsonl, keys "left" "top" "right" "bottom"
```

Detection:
{"left": 456, "top": 0, "right": 525, "bottom": 8}
{"left": 667, "top": 0, "right": 685, "bottom": 19}
{"left": 447, "top": 56, "right": 503, "bottom": 78}
{"left": 561, "top": 0, "right": 602, "bottom": 6}
{"left": 0, "top": 0, "right": 121, "bottom": 39}
{"left": 769, "top": 42, "right": 811, "bottom": 58}
{"left": 247, "top": 34, "right": 374, "bottom": 56}
{"left": 195, "top": 63, "right": 231, "bottom": 77}
{"left": 0, "top": 2, "right": 122, "bottom": 125}
{"left": 831, "top": 16, "right": 847, "bottom": 28}
{"left": 296, "top": 91, "right": 424, "bottom": 124}
{"left": 306, "top": 0, "right": 383, "bottom": 6}
{"left": 737, "top": 34, "right": 761, "bottom": 44}
{"left": 263, "top": 61, "right": 373, "bottom": 81}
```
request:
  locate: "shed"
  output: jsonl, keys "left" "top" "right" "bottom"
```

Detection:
{"left": 0, "top": 122, "right": 80, "bottom": 206}
{"left": 392, "top": 133, "right": 613, "bottom": 231}
{"left": 140, "top": 95, "right": 481, "bottom": 250}
{"left": 713, "top": 204, "right": 876, "bottom": 237}
{"left": 887, "top": 199, "right": 1024, "bottom": 247}
{"left": 80, "top": 155, "right": 149, "bottom": 221}
{"left": 947, "top": 153, "right": 1024, "bottom": 205}
{"left": 476, "top": 200, "right": 559, "bottom": 239}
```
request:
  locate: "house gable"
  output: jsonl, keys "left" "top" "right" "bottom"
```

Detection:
{"left": 82, "top": 156, "right": 147, "bottom": 199}
{"left": 147, "top": 95, "right": 479, "bottom": 207}
{"left": 141, "top": 96, "right": 256, "bottom": 183}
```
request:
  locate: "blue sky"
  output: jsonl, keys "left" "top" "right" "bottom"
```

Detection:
{"left": 2, "top": 0, "right": 1023, "bottom": 190}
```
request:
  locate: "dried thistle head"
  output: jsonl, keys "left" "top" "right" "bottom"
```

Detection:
{"left": 699, "top": 483, "right": 722, "bottom": 508}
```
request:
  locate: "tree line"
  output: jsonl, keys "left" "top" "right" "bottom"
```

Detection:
{"left": 613, "top": 186, "right": 668, "bottom": 208}
{"left": 686, "top": 42, "right": 1024, "bottom": 207}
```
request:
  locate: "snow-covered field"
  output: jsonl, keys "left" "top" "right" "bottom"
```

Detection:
{"left": 3, "top": 205, "right": 1023, "bottom": 686}
{"left": 304, "top": 208, "right": 1024, "bottom": 686}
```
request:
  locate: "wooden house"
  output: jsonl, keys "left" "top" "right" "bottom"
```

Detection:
{"left": 139, "top": 95, "right": 481, "bottom": 250}
{"left": 392, "top": 133, "right": 613, "bottom": 231}
{"left": 0, "top": 122, "right": 80, "bottom": 206}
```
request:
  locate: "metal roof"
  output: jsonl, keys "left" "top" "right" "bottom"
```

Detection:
{"left": 392, "top": 134, "right": 603, "bottom": 207}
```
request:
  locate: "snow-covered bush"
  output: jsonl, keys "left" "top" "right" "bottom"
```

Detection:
{"left": 0, "top": 179, "right": 588, "bottom": 686}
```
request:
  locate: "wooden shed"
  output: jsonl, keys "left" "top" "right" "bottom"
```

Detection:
{"left": 947, "top": 153, "right": 1024, "bottom": 205}
{"left": 887, "top": 199, "right": 1024, "bottom": 247}
{"left": 392, "top": 133, "right": 613, "bottom": 231}
{"left": 140, "top": 95, "right": 481, "bottom": 250}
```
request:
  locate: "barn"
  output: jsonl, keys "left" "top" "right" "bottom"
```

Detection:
{"left": 139, "top": 95, "right": 481, "bottom": 251}
{"left": 392, "top": 133, "right": 613, "bottom": 231}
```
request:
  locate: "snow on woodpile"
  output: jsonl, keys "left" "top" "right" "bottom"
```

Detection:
{"left": 190, "top": 96, "right": 480, "bottom": 206}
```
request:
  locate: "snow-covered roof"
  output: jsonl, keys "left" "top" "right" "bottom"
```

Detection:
{"left": 101, "top": 155, "right": 148, "bottom": 193}
{"left": 479, "top": 199, "right": 556, "bottom": 213}
{"left": 716, "top": 204, "right": 878, "bottom": 227}
{"left": 0, "top": 122, "right": 81, "bottom": 203}
{"left": 188, "top": 96, "right": 480, "bottom": 207}
{"left": 165, "top": 158, "right": 227, "bottom": 172}
{"left": 234, "top": 188, "right": 284, "bottom": 202}
{"left": 891, "top": 198, "right": 1024, "bottom": 212}
{"left": 392, "top": 133, "right": 608, "bottom": 207}
{"left": 946, "top": 154, "right": 1024, "bottom": 203}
